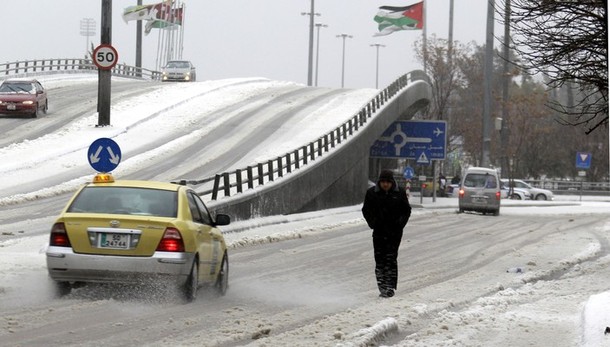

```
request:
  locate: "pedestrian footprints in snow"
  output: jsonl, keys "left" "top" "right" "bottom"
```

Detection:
{"left": 506, "top": 267, "right": 524, "bottom": 273}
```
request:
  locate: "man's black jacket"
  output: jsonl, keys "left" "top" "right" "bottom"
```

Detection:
{"left": 362, "top": 181, "right": 412, "bottom": 235}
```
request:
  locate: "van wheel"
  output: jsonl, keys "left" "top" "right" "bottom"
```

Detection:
{"left": 493, "top": 209, "right": 500, "bottom": 216}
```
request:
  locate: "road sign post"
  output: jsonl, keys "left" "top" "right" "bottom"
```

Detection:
{"left": 97, "top": 0, "right": 114, "bottom": 127}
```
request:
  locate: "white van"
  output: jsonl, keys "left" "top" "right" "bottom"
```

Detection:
{"left": 458, "top": 167, "right": 501, "bottom": 216}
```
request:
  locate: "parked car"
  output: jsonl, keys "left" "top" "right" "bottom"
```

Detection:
{"left": 500, "top": 179, "right": 554, "bottom": 201}
{"left": 458, "top": 167, "right": 501, "bottom": 216}
{"left": 46, "top": 173, "right": 230, "bottom": 302}
{"left": 500, "top": 181, "right": 532, "bottom": 200}
{"left": 161, "top": 60, "right": 196, "bottom": 82}
{"left": 0, "top": 78, "right": 48, "bottom": 117}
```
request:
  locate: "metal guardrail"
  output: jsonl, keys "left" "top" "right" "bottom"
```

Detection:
{"left": 180, "top": 70, "right": 430, "bottom": 200}
{"left": 0, "top": 58, "right": 161, "bottom": 80}
{"left": 0, "top": 60, "right": 429, "bottom": 201}
{"left": 526, "top": 179, "right": 610, "bottom": 195}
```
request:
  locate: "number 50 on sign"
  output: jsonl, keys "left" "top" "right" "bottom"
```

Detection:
{"left": 93, "top": 44, "right": 119, "bottom": 70}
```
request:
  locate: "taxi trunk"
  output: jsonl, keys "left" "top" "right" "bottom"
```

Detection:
{"left": 60, "top": 214, "right": 171, "bottom": 256}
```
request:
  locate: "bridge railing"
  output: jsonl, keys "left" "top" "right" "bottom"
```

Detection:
{"left": 181, "top": 70, "right": 430, "bottom": 200}
{"left": 0, "top": 58, "right": 161, "bottom": 80}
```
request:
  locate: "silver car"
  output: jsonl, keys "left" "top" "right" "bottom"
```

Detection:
{"left": 161, "top": 60, "right": 196, "bottom": 82}
{"left": 501, "top": 179, "right": 554, "bottom": 200}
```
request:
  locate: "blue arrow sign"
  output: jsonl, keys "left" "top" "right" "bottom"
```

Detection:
{"left": 575, "top": 152, "right": 592, "bottom": 169}
{"left": 88, "top": 138, "right": 121, "bottom": 173}
{"left": 403, "top": 166, "right": 414, "bottom": 179}
{"left": 370, "top": 120, "right": 447, "bottom": 160}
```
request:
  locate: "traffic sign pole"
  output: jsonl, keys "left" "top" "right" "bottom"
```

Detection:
{"left": 98, "top": 0, "right": 114, "bottom": 127}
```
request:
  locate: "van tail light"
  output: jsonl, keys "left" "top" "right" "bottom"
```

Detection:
{"left": 458, "top": 188, "right": 465, "bottom": 198}
{"left": 156, "top": 227, "right": 185, "bottom": 252}
{"left": 496, "top": 191, "right": 502, "bottom": 200}
{"left": 50, "top": 222, "right": 71, "bottom": 247}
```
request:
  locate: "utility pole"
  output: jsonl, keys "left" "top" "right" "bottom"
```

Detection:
{"left": 98, "top": 0, "right": 112, "bottom": 126}
{"left": 500, "top": 0, "right": 511, "bottom": 177}
{"left": 370, "top": 44, "right": 386, "bottom": 89}
{"left": 337, "top": 34, "right": 353, "bottom": 88}
{"left": 301, "top": 0, "right": 319, "bottom": 86}
{"left": 481, "top": 0, "right": 495, "bottom": 167}
{"left": 135, "top": 0, "right": 142, "bottom": 77}
{"left": 314, "top": 23, "right": 328, "bottom": 86}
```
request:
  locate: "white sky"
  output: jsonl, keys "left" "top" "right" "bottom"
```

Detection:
{"left": 0, "top": 0, "right": 494, "bottom": 89}
{"left": 0, "top": 74, "right": 609, "bottom": 346}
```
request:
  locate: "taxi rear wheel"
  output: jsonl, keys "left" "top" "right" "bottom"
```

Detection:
{"left": 182, "top": 260, "right": 199, "bottom": 303}
{"left": 215, "top": 252, "right": 229, "bottom": 296}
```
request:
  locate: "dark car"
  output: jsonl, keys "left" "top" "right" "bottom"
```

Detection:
{"left": 0, "top": 79, "right": 48, "bottom": 117}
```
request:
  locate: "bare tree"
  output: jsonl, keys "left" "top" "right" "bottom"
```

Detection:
{"left": 504, "top": 0, "right": 608, "bottom": 134}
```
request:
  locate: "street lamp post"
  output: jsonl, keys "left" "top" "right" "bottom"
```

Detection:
{"left": 370, "top": 43, "right": 386, "bottom": 89}
{"left": 80, "top": 18, "right": 96, "bottom": 58}
{"left": 314, "top": 23, "right": 328, "bottom": 86}
{"left": 336, "top": 34, "right": 353, "bottom": 88}
{"left": 301, "top": 1, "right": 320, "bottom": 86}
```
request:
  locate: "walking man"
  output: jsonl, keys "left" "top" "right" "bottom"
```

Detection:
{"left": 362, "top": 169, "right": 411, "bottom": 298}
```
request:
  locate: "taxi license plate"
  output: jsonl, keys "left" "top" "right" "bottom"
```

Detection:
{"left": 99, "top": 233, "right": 130, "bottom": 249}
{"left": 7, "top": 104, "right": 16, "bottom": 110}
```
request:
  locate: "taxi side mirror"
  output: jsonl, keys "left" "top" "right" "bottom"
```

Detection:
{"left": 215, "top": 213, "right": 231, "bottom": 226}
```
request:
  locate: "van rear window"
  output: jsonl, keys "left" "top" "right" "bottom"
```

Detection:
{"left": 463, "top": 173, "right": 497, "bottom": 188}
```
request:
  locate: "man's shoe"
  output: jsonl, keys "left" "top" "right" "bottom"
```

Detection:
{"left": 379, "top": 289, "right": 394, "bottom": 298}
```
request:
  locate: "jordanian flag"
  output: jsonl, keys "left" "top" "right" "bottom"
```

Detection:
{"left": 374, "top": 1, "right": 424, "bottom": 36}
{"left": 122, "top": 4, "right": 157, "bottom": 23}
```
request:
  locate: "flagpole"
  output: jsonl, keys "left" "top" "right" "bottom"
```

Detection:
{"left": 422, "top": 0, "right": 427, "bottom": 74}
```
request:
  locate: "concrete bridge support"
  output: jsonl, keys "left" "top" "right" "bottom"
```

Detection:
{"left": 209, "top": 78, "right": 431, "bottom": 221}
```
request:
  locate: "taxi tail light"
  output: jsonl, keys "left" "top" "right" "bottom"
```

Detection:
{"left": 50, "top": 222, "right": 72, "bottom": 247}
{"left": 156, "top": 227, "right": 185, "bottom": 252}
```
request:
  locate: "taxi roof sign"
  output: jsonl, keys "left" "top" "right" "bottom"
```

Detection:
{"left": 93, "top": 173, "right": 115, "bottom": 183}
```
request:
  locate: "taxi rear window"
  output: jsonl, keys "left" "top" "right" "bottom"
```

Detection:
{"left": 67, "top": 186, "right": 177, "bottom": 217}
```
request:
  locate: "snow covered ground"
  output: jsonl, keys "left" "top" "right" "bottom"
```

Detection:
{"left": 1, "top": 196, "right": 609, "bottom": 346}
{"left": 0, "top": 74, "right": 609, "bottom": 346}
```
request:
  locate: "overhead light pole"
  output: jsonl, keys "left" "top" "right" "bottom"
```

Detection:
{"left": 314, "top": 23, "right": 328, "bottom": 86}
{"left": 80, "top": 18, "right": 96, "bottom": 58}
{"left": 370, "top": 43, "right": 386, "bottom": 89}
{"left": 336, "top": 34, "right": 353, "bottom": 88}
{"left": 301, "top": 0, "right": 319, "bottom": 86}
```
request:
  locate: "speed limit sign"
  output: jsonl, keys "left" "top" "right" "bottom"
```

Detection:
{"left": 93, "top": 44, "right": 119, "bottom": 70}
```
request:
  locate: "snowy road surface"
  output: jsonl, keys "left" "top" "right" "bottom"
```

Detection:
{"left": 1, "top": 198, "right": 609, "bottom": 346}
{"left": 0, "top": 75, "right": 608, "bottom": 346}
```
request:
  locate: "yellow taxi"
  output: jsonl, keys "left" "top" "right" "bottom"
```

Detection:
{"left": 46, "top": 173, "right": 230, "bottom": 302}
